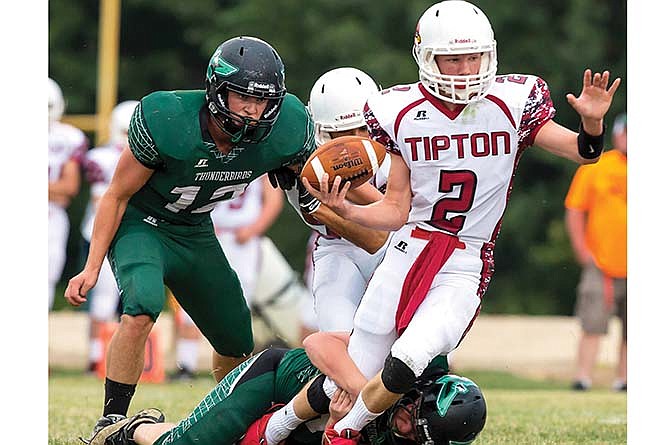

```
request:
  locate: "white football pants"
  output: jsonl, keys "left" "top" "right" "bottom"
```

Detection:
{"left": 311, "top": 236, "right": 389, "bottom": 332}
{"left": 348, "top": 223, "right": 482, "bottom": 379}
{"left": 216, "top": 231, "right": 261, "bottom": 306}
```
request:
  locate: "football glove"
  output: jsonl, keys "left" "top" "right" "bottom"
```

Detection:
{"left": 268, "top": 166, "right": 298, "bottom": 190}
{"left": 298, "top": 181, "right": 321, "bottom": 214}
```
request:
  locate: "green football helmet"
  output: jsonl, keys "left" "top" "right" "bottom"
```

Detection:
{"left": 390, "top": 372, "right": 487, "bottom": 445}
{"left": 205, "top": 36, "right": 287, "bottom": 143}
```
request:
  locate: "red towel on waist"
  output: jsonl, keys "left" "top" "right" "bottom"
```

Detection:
{"left": 395, "top": 228, "right": 466, "bottom": 336}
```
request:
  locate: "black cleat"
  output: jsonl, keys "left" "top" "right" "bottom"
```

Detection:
{"left": 571, "top": 380, "right": 591, "bottom": 391}
{"left": 79, "top": 414, "right": 127, "bottom": 444}
{"left": 612, "top": 381, "right": 627, "bottom": 392}
{"left": 85, "top": 408, "right": 164, "bottom": 445}
{"left": 169, "top": 367, "right": 196, "bottom": 382}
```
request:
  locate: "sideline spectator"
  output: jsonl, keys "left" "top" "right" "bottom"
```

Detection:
{"left": 565, "top": 113, "right": 627, "bottom": 392}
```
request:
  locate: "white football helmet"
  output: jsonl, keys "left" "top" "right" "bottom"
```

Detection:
{"left": 48, "top": 77, "right": 65, "bottom": 123}
{"left": 109, "top": 100, "right": 139, "bottom": 144}
{"left": 413, "top": 0, "right": 497, "bottom": 104}
{"left": 308, "top": 67, "right": 380, "bottom": 145}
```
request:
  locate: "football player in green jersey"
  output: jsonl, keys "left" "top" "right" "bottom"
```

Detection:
{"left": 87, "top": 333, "right": 486, "bottom": 445}
{"left": 64, "top": 36, "right": 315, "bottom": 443}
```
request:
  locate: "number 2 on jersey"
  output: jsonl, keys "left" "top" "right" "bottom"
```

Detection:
{"left": 429, "top": 170, "right": 476, "bottom": 234}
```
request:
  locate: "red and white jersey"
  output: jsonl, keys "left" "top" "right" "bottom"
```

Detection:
{"left": 210, "top": 176, "right": 264, "bottom": 231}
{"left": 80, "top": 142, "right": 124, "bottom": 240}
{"left": 365, "top": 75, "right": 555, "bottom": 247}
{"left": 48, "top": 121, "right": 86, "bottom": 187}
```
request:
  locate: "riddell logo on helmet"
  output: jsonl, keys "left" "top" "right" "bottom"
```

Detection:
{"left": 451, "top": 38, "right": 476, "bottom": 44}
{"left": 248, "top": 81, "right": 275, "bottom": 92}
{"left": 336, "top": 112, "right": 358, "bottom": 121}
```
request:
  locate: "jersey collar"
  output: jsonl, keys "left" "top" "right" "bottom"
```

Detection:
{"left": 199, "top": 105, "right": 250, "bottom": 164}
{"left": 418, "top": 83, "right": 466, "bottom": 120}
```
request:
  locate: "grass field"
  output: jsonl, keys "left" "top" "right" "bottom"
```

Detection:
{"left": 48, "top": 368, "right": 626, "bottom": 445}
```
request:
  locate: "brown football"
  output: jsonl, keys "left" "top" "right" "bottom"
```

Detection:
{"left": 300, "top": 136, "right": 387, "bottom": 191}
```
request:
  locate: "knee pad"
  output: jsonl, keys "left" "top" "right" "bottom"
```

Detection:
{"left": 306, "top": 374, "right": 330, "bottom": 414}
{"left": 381, "top": 354, "right": 416, "bottom": 394}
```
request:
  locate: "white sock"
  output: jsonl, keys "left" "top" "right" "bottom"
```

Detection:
{"left": 176, "top": 339, "right": 199, "bottom": 372}
{"left": 264, "top": 400, "right": 305, "bottom": 445}
{"left": 334, "top": 392, "right": 382, "bottom": 433}
{"left": 89, "top": 338, "right": 102, "bottom": 363}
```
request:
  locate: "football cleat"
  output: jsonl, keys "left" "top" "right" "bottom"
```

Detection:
{"left": 79, "top": 414, "right": 127, "bottom": 444}
{"left": 86, "top": 408, "right": 165, "bottom": 445}
{"left": 322, "top": 428, "right": 360, "bottom": 445}
{"left": 571, "top": 380, "right": 592, "bottom": 391}
{"left": 238, "top": 403, "right": 285, "bottom": 445}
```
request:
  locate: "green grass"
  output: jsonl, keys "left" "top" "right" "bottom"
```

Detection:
{"left": 48, "top": 369, "right": 626, "bottom": 445}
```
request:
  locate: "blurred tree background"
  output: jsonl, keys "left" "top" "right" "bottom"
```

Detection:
{"left": 49, "top": 0, "right": 626, "bottom": 315}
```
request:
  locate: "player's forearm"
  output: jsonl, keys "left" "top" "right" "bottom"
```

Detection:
{"left": 346, "top": 182, "right": 384, "bottom": 205}
{"left": 344, "top": 199, "right": 408, "bottom": 232}
{"left": 85, "top": 192, "right": 129, "bottom": 272}
{"left": 311, "top": 205, "right": 389, "bottom": 254}
{"left": 47, "top": 188, "right": 72, "bottom": 207}
{"left": 48, "top": 177, "right": 79, "bottom": 200}
{"left": 303, "top": 332, "right": 367, "bottom": 397}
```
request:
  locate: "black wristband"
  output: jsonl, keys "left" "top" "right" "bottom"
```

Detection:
{"left": 577, "top": 123, "right": 605, "bottom": 159}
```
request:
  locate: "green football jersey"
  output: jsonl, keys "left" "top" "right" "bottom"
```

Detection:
{"left": 127, "top": 90, "right": 314, "bottom": 225}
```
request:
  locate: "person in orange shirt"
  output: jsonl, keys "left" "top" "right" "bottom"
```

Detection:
{"left": 565, "top": 113, "right": 627, "bottom": 391}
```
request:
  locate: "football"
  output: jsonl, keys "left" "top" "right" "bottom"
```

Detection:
{"left": 300, "top": 135, "right": 387, "bottom": 191}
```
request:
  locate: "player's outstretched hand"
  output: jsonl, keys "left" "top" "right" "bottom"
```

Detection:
{"left": 566, "top": 69, "right": 621, "bottom": 124}
{"left": 301, "top": 174, "right": 351, "bottom": 218}
{"left": 64, "top": 269, "right": 99, "bottom": 306}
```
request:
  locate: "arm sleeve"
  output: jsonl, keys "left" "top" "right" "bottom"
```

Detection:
{"left": 364, "top": 102, "right": 399, "bottom": 156}
{"left": 127, "top": 101, "right": 165, "bottom": 169}
{"left": 518, "top": 77, "right": 556, "bottom": 149}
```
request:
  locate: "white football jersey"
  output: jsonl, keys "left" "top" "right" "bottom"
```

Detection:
{"left": 48, "top": 121, "right": 86, "bottom": 186}
{"left": 365, "top": 75, "right": 555, "bottom": 248}
{"left": 210, "top": 176, "right": 264, "bottom": 230}
{"left": 80, "top": 142, "right": 124, "bottom": 240}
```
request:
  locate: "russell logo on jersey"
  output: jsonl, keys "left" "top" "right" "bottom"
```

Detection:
{"left": 394, "top": 240, "right": 408, "bottom": 253}
{"left": 414, "top": 110, "right": 429, "bottom": 120}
